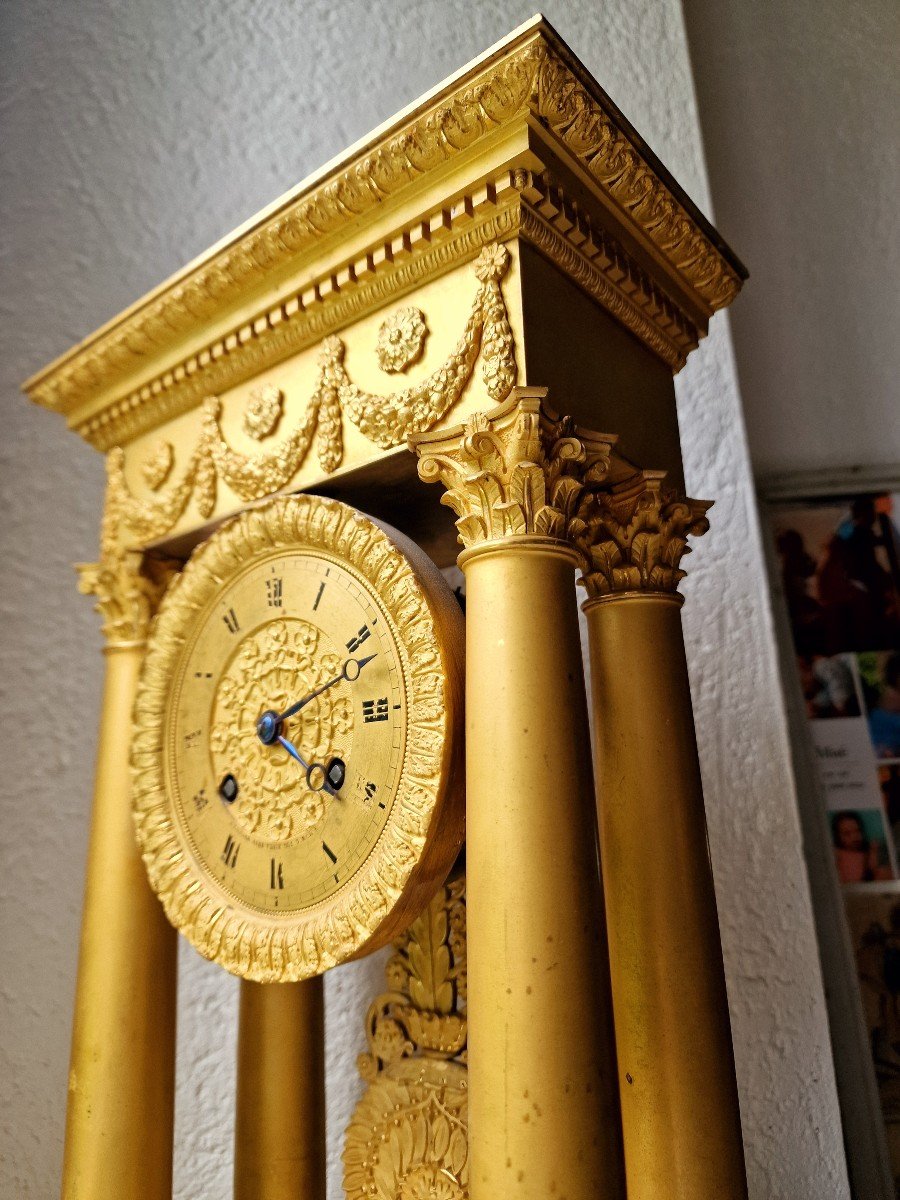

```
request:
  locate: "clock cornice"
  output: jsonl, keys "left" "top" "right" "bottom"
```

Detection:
{"left": 21, "top": 14, "right": 744, "bottom": 452}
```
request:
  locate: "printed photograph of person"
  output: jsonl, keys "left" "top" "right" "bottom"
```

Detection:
{"left": 774, "top": 492, "right": 900, "bottom": 658}
{"left": 831, "top": 809, "right": 894, "bottom": 883}
{"left": 819, "top": 497, "right": 900, "bottom": 652}
{"left": 797, "top": 652, "right": 862, "bottom": 719}
{"left": 859, "top": 652, "right": 900, "bottom": 761}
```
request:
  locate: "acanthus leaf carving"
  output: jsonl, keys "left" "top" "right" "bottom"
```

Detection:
{"left": 344, "top": 875, "right": 468, "bottom": 1200}
{"left": 76, "top": 550, "right": 174, "bottom": 647}
{"left": 580, "top": 470, "right": 712, "bottom": 599}
{"left": 411, "top": 388, "right": 616, "bottom": 558}
{"left": 77, "top": 455, "right": 179, "bottom": 645}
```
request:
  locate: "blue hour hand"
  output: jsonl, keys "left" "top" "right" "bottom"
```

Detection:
{"left": 276, "top": 734, "right": 338, "bottom": 797}
{"left": 276, "top": 734, "right": 307, "bottom": 768}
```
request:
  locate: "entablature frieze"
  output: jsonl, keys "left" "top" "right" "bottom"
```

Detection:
{"left": 23, "top": 17, "right": 744, "bottom": 461}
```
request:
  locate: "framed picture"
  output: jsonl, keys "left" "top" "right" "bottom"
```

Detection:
{"left": 769, "top": 481, "right": 900, "bottom": 874}
{"left": 762, "top": 466, "right": 900, "bottom": 1195}
{"left": 845, "top": 886, "right": 900, "bottom": 1185}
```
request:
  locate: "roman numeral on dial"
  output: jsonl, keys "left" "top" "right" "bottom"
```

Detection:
{"left": 346, "top": 624, "right": 371, "bottom": 653}
{"left": 222, "top": 608, "right": 240, "bottom": 634}
{"left": 362, "top": 697, "right": 389, "bottom": 723}
{"left": 222, "top": 835, "right": 239, "bottom": 869}
{"left": 270, "top": 859, "right": 284, "bottom": 889}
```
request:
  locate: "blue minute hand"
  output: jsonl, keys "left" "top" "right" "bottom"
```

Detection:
{"left": 276, "top": 653, "right": 376, "bottom": 723}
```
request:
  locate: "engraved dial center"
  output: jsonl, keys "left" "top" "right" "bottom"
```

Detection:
{"left": 133, "top": 494, "right": 462, "bottom": 982}
{"left": 168, "top": 548, "right": 406, "bottom": 916}
{"left": 209, "top": 614, "right": 353, "bottom": 847}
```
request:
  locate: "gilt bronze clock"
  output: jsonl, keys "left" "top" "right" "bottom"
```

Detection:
{"left": 131, "top": 493, "right": 464, "bottom": 982}
{"left": 25, "top": 19, "right": 751, "bottom": 1200}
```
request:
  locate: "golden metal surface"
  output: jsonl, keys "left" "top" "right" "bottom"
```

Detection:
{"left": 581, "top": 487, "right": 747, "bottom": 1196}
{"left": 580, "top": 469, "right": 712, "bottom": 599}
{"left": 234, "top": 978, "right": 326, "bottom": 1200}
{"left": 131, "top": 494, "right": 465, "bottom": 981}
{"left": 61, "top": 640, "right": 177, "bottom": 1200}
{"left": 517, "top": 243, "right": 689, "bottom": 493}
{"left": 464, "top": 543, "right": 624, "bottom": 1199}
{"left": 21, "top": 20, "right": 751, "bottom": 1198}
{"left": 99, "top": 245, "right": 516, "bottom": 551}
{"left": 77, "top": 547, "right": 175, "bottom": 646}
{"left": 344, "top": 873, "right": 468, "bottom": 1198}
{"left": 375, "top": 306, "right": 429, "bottom": 374}
{"left": 412, "top": 395, "right": 625, "bottom": 1200}
{"left": 411, "top": 385, "right": 616, "bottom": 554}
{"left": 23, "top": 17, "right": 744, "bottom": 457}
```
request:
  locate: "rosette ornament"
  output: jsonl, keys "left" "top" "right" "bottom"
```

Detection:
{"left": 376, "top": 307, "right": 428, "bottom": 373}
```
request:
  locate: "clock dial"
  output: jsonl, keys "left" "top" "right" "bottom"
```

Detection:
{"left": 132, "top": 495, "right": 464, "bottom": 982}
{"left": 169, "top": 551, "right": 404, "bottom": 913}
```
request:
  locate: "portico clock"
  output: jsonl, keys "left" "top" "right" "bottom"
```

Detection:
{"left": 131, "top": 493, "right": 464, "bottom": 982}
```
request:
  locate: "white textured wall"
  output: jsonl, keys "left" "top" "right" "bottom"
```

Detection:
{"left": 0, "top": 1, "right": 852, "bottom": 1197}
{"left": 677, "top": 325, "right": 848, "bottom": 1197}
{"left": 682, "top": 0, "right": 900, "bottom": 476}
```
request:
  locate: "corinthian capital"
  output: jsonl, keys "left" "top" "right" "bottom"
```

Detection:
{"left": 77, "top": 451, "right": 177, "bottom": 646}
{"left": 580, "top": 471, "right": 712, "bottom": 601}
{"left": 77, "top": 551, "right": 174, "bottom": 647}
{"left": 409, "top": 387, "right": 616, "bottom": 560}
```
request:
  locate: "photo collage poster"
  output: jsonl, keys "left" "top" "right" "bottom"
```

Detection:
{"left": 771, "top": 489, "right": 900, "bottom": 1183}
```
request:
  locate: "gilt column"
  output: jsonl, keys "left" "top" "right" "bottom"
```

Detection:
{"left": 63, "top": 548, "right": 177, "bottom": 1199}
{"left": 234, "top": 978, "right": 326, "bottom": 1200}
{"left": 412, "top": 388, "right": 625, "bottom": 1200}
{"left": 580, "top": 472, "right": 747, "bottom": 1199}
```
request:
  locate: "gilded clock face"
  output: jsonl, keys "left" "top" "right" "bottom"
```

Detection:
{"left": 173, "top": 549, "right": 407, "bottom": 912}
{"left": 132, "top": 495, "right": 464, "bottom": 982}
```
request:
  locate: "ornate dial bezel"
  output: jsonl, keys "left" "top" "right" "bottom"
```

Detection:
{"left": 131, "top": 493, "right": 464, "bottom": 982}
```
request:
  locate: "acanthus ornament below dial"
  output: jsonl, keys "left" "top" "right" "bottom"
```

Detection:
{"left": 130, "top": 493, "right": 465, "bottom": 982}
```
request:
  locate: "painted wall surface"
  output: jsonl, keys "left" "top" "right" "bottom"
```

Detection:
{"left": 682, "top": 0, "right": 900, "bottom": 477}
{"left": 0, "top": 1, "right": 854, "bottom": 1197}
